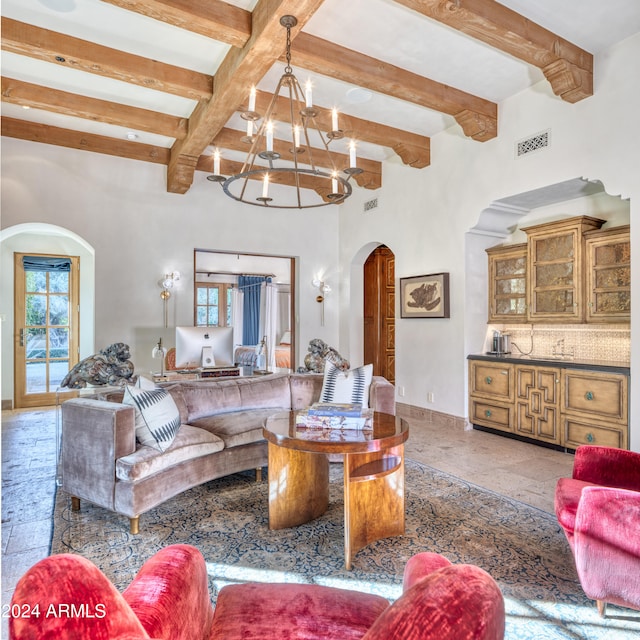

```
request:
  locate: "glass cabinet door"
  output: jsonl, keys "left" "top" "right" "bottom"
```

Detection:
{"left": 524, "top": 217, "right": 605, "bottom": 322}
{"left": 585, "top": 226, "right": 631, "bottom": 323}
{"left": 487, "top": 243, "right": 527, "bottom": 323}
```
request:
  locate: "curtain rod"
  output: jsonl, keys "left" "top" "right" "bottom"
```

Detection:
{"left": 195, "top": 270, "right": 276, "bottom": 278}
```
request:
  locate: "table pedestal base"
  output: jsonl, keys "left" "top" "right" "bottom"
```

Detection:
{"left": 267, "top": 442, "right": 405, "bottom": 569}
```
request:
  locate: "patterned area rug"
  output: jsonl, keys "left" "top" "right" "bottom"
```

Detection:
{"left": 51, "top": 459, "right": 639, "bottom": 639}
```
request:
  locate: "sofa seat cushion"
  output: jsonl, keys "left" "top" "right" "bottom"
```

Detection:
{"left": 189, "top": 408, "right": 286, "bottom": 448}
{"left": 116, "top": 425, "right": 224, "bottom": 482}
{"left": 555, "top": 477, "right": 596, "bottom": 539}
{"left": 210, "top": 583, "right": 389, "bottom": 640}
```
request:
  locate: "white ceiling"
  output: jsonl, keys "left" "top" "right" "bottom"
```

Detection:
{"left": 2, "top": 0, "right": 640, "bottom": 170}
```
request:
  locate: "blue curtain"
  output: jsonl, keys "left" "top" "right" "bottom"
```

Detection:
{"left": 239, "top": 276, "right": 270, "bottom": 345}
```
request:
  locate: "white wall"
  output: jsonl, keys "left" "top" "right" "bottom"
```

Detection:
{"left": 338, "top": 32, "right": 640, "bottom": 450}
{"left": 1, "top": 146, "right": 340, "bottom": 400}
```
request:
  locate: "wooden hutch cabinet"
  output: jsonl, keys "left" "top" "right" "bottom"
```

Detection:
{"left": 584, "top": 225, "right": 631, "bottom": 323}
{"left": 486, "top": 243, "right": 527, "bottom": 323}
{"left": 468, "top": 356, "right": 629, "bottom": 450}
{"left": 523, "top": 216, "right": 605, "bottom": 323}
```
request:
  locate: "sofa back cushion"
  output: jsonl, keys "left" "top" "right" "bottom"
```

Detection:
{"left": 289, "top": 373, "right": 324, "bottom": 410}
{"left": 180, "top": 374, "right": 292, "bottom": 422}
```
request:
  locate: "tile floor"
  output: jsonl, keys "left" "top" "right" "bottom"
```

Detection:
{"left": 1, "top": 404, "right": 576, "bottom": 626}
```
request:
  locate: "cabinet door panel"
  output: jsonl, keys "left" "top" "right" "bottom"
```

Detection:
{"left": 534, "top": 235, "right": 574, "bottom": 261}
{"left": 470, "top": 362, "right": 513, "bottom": 400}
{"left": 535, "top": 263, "right": 574, "bottom": 287}
{"left": 515, "top": 366, "right": 560, "bottom": 444}
{"left": 562, "top": 370, "right": 627, "bottom": 423}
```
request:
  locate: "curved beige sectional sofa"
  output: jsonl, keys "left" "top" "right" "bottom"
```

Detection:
{"left": 60, "top": 372, "right": 395, "bottom": 533}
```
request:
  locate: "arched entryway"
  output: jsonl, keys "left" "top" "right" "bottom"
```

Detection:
{"left": 363, "top": 245, "right": 395, "bottom": 384}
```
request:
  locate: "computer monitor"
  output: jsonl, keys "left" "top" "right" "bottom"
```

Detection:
{"left": 174, "top": 326, "right": 235, "bottom": 369}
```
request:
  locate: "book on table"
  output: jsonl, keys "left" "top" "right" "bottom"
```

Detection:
{"left": 296, "top": 408, "right": 373, "bottom": 431}
{"left": 307, "top": 402, "right": 363, "bottom": 417}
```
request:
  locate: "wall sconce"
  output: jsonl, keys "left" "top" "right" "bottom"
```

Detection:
{"left": 159, "top": 271, "right": 180, "bottom": 328}
{"left": 312, "top": 278, "right": 331, "bottom": 326}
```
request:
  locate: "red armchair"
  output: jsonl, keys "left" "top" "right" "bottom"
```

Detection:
{"left": 209, "top": 552, "right": 505, "bottom": 639}
{"left": 10, "top": 548, "right": 504, "bottom": 639}
{"left": 9, "top": 544, "right": 213, "bottom": 640}
{"left": 555, "top": 445, "right": 640, "bottom": 616}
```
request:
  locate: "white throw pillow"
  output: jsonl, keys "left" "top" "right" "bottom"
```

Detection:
{"left": 122, "top": 384, "right": 181, "bottom": 452}
{"left": 320, "top": 362, "right": 373, "bottom": 409}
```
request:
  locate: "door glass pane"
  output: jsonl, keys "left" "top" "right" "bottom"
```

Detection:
{"left": 536, "top": 263, "right": 574, "bottom": 287}
{"left": 208, "top": 288, "right": 219, "bottom": 304}
{"left": 535, "top": 235, "right": 574, "bottom": 261}
{"left": 50, "top": 360, "right": 70, "bottom": 388}
{"left": 26, "top": 328, "right": 46, "bottom": 359}
{"left": 50, "top": 327, "right": 69, "bottom": 358}
{"left": 26, "top": 361, "right": 47, "bottom": 393}
{"left": 49, "top": 271, "right": 69, "bottom": 294}
{"left": 196, "top": 307, "right": 207, "bottom": 326}
{"left": 26, "top": 271, "right": 46, "bottom": 293}
{"left": 535, "top": 290, "right": 573, "bottom": 313}
{"left": 49, "top": 295, "right": 69, "bottom": 325}
{"left": 26, "top": 294, "right": 47, "bottom": 326}
{"left": 208, "top": 307, "right": 219, "bottom": 325}
{"left": 196, "top": 287, "right": 208, "bottom": 305}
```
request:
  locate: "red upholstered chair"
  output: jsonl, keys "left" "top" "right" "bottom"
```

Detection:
{"left": 209, "top": 552, "right": 505, "bottom": 640}
{"left": 555, "top": 445, "right": 640, "bottom": 616}
{"left": 9, "top": 544, "right": 213, "bottom": 640}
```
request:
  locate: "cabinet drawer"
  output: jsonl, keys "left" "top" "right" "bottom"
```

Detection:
{"left": 562, "top": 417, "right": 627, "bottom": 450}
{"left": 469, "top": 362, "right": 513, "bottom": 401}
{"left": 561, "top": 370, "right": 628, "bottom": 423}
{"left": 470, "top": 400, "right": 512, "bottom": 432}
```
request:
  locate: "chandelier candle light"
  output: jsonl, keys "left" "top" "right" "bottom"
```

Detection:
{"left": 208, "top": 15, "right": 362, "bottom": 208}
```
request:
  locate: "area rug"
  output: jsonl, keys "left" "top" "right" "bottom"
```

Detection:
{"left": 51, "top": 459, "right": 639, "bottom": 639}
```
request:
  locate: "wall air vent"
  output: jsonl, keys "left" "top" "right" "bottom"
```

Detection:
{"left": 363, "top": 197, "right": 378, "bottom": 212}
{"left": 516, "top": 130, "right": 550, "bottom": 157}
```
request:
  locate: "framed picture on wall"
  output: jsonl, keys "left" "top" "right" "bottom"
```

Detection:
{"left": 400, "top": 273, "right": 450, "bottom": 318}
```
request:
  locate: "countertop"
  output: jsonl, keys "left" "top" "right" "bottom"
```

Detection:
{"left": 467, "top": 352, "right": 630, "bottom": 375}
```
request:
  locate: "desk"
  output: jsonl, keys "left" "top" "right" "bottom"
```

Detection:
{"left": 263, "top": 411, "right": 409, "bottom": 569}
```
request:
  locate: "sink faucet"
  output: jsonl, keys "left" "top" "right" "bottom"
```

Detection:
{"left": 552, "top": 338, "right": 574, "bottom": 358}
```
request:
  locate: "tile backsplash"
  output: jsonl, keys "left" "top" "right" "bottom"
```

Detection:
{"left": 485, "top": 324, "right": 630, "bottom": 364}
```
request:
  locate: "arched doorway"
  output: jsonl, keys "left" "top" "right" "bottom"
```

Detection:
{"left": 363, "top": 245, "right": 395, "bottom": 384}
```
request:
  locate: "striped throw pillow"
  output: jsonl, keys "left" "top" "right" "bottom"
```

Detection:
{"left": 320, "top": 362, "right": 373, "bottom": 409}
{"left": 123, "top": 385, "right": 181, "bottom": 452}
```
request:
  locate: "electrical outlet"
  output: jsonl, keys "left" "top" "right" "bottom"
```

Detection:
{"left": 427, "top": 392, "right": 435, "bottom": 403}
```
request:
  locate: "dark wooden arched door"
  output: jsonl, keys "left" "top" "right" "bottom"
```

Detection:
{"left": 363, "top": 245, "right": 395, "bottom": 384}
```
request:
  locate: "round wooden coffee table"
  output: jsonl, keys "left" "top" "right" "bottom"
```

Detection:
{"left": 263, "top": 411, "right": 409, "bottom": 569}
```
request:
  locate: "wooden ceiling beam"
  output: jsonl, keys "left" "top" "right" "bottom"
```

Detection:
{"left": 1, "top": 117, "right": 169, "bottom": 164}
{"left": 167, "top": 0, "right": 326, "bottom": 194}
{"left": 99, "top": 0, "right": 252, "bottom": 48}
{"left": 393, "top": 0, "right": 593, "bottom": 103}
{"left": 244, "top": 90, "right": 430, "bottom": 168}
{"left": 289, "top": 32, "right": 497, "bottom": 141}
{"left": 1, "top": 17, "right": 212, "bottom": 101}
{"left": 1, "top": 77, "right": 188, "bottom": 140}
{"left": 211, "top": 127, "right": 382, "bottom": 189}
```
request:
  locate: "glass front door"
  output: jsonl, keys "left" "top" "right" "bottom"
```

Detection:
{"left": 14, "top": 253, "right": 80, "bottom": 408}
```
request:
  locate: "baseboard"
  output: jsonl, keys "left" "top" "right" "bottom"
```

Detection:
{"left": 1, "top": 399, "right": 13, "bottom": 411}
{"left": 396, "top": 402, "right": 468, "bottom": 430}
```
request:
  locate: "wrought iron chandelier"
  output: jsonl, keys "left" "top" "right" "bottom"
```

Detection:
{"left": 208, "top": 15, "right": 361, "bottom": 209}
